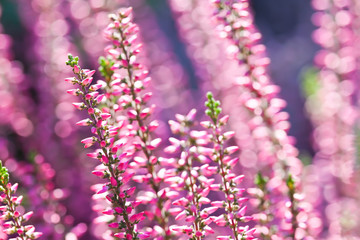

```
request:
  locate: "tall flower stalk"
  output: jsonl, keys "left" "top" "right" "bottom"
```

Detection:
{"left": 305, "top": 0, "right": 360, "bottom": 237}
{"left": 203, "top": 92, "right": 255, "bottom": 240}
{"left": 0, "top": 161, "right": 42, "bottom": 240}
{"left": 102, "top": 8, "right": 171, "bottom": 239}
{"left": 166, "top": 109, "right": 219, "bottom": 239}
{"left": 210, "top": 1, "right": 310, "bottom": 238}
{"left": 65, "top": 55, "right": 148, "bottom": 239}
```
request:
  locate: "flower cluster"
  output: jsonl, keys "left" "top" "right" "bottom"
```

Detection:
{"left": 66, "top": 54, "right": 148, "bottom": 239}
{"left": 101, "top": 8, "right": 173, "bottom": 239}
{"left": 304, "top": 0, "right": 360, "bottom": 237}
{"left": 210, "top": 0, "right": 312, "bottom": 238}
{"left": 0, "top": 161, "right": 42, "bottom": 240}
{"left": 165, "top": 93, "right": 255, "bottom": 240}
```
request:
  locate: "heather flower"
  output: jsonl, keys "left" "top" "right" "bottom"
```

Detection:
{"left": 100, "top": 8, "right": 172, "bottom": 239}
{"left": 304, "top": 0, "right": 360, "bottom": 237}
{"left": 202, "top": 92, "right": 255, "bottom": 240}
{"left": 66, "top": 54, "right": 147, "bottom": 239}
{"left": 210, "top": 1, "right": 312, "bottom": 238}
{"left": 166, "top": 109, "right": 217, "bottom": 239}
{"left": 0, "top": 161, "right": 42, "bottom": 240}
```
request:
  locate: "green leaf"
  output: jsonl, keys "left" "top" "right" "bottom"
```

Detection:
{"left": 301, "top": 67, "right": 320, "bottom": 97}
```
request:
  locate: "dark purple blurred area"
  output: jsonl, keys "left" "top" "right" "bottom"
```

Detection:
{"left": 0, "top": 0, "right": 319, "bottom": 239}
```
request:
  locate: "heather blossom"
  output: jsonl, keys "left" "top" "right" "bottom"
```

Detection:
{"left": 166, "top": 93, "right": 255, "bottom": 240}
{"left": 0, "top": 161, "right": 42, "bottom": 240}
{"left": 101, "top": 8, "right": 173, "bottom": 239}
{"left": 210, "top": 0, "right": 312, "bottom": 238}
{"left": 65, "top": 55, "right": 148, "bottom": 239}
{"left": 165, "top": 108, "right": 218, "bottom": 239}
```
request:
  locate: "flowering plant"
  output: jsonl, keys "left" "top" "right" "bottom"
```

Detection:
{"left": 0, "top": 0, "right": 359, "bottom": 239}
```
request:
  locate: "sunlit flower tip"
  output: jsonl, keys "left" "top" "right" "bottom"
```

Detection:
{"left": 125, "top": 187, "right": 136, "bottom": 198}
{"left": 173, "top": 197, "right": 189, "bottom": 206}
{"left": 114, "top": 232, "right": 125, "bottom": 238}
{"left": 233, "top": 175, "right": 245, "bottom": 184}
{"left": 97, "top": 185, "right": 108, "bottom": 194}
{"left": 186, "top": 109, "right": 197, "bottom": 121}
{"left": 76, "top": 119, "right": 92, "bottom": 126}
{"left": 22, "top": 211, "right": 33, "bottom": 222}
{"left": 101, "top": 155, "right": 109, "bottom": 164}
{"left": 73, "top": 65, "right": 80, "bottom": 73}
{"left": 65, "top": 77, "right": 75, "bottom": 83}
{"left": 81, "top": 137, "right": 95, "bottom": 148}
{"left": 10, "top": 183, "right": 18, "bottom": 193}
{"left": 129, "top": 212, "right": 145, "bottom": 222}
{"left": 96, "top": 94, "right": 105, "bottom": 103}
{"left": 199, "top": 197, "right": 211, "bottom": 204}
{"left": 66, "top": 89, "right": 79, "bottom": 96}
{"left": 198, "top": 147, "right": 213, "bottom": 156}
{"left": 147, "top": 120, "right": 159, "bottom": 132}
{"left": 204, "top": 225, "right": 215, "bottom": 234}
{"left": 200, "top": 121, "right": 212, "bottom": 128}
{"left": 15, "top": 196, "right": 23, "bottom": 205}
{"left": 102, "top": 209, "right": 114, "bottom": 215}
{"left": 201, "top": 207, "right": 219, "bottom": 218}
{"left": 119, "top": 7, "right": 132, "bottom": 18}
{"left": 92, "top": 170, "right": 104, "bottom": 177}
{"left": 140, "top": 108, "right": 151, "bottom": 118}
{"left": 168, "top": 120, "right": 181, "bottom": 133}
{"left": 142, "top": 92, "right": 152, "bottom": 102}
{"left": 90, "top": 83, "right": 103, "bottom": 91}
{"left": 240, "top": 216, "right": 253, "bottom": 222}
{"left": 138, "top": 232, "right": 150, "bottom": 239}
{"left": 175, "top": 210, "right": 186, "bottom": 220}
{"left": 101, "top": 113, "right": 111, "bottom": 120}
{"left": 127, "top": 110, "right": 137, "bottom": 118}
{"left": 82, "top": 77, "right": 93, "bottom": 86}
{"left": 237, "top": 205, "right": 247, "bottom": 218}
{"left": 108, "top": 222, "right": 119, "bottom": 228}
{"left": 72, "top": 102, "right": 85, "bottom": 110}
{"left": 185, "top": 215, "right": 195, "bottom": 222}
{"left": 212, "top": 215, "right": 227, "bottom": 226}
{"left": 148, "top": 138, "right": 162, "bottom": 149}
{"left": 85, "top": 92, "right": 99, "bottom": 100}
{"left": 84, "top": 69, "right": 96, "bottom": 77}
{"left": 219, "top": 115, "right": 230, "bottom": 125}
{"left": 225, "top": 146, "right": 239, "bottom": 154}
{"left": 216, "top": 236, "right": 230, "bottom": 240}
{"left": 223, "top": 131, "right": 235, "bottom": 139}
{"left": 31, "top": 232, "right": 44, "bottom": 239}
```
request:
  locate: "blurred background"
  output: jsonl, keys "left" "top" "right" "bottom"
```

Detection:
{"left": 0, "top": 0, "right": 352, "bottom": 239}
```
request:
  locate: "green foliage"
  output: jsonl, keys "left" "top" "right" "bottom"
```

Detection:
{"left": 0, "top": 161, "right": 9, "bottom": 187}
{"left": 255, "top": 172, "right": 268, "bottom": 188}
{"left": 286, "top": 174, "right": 295, "bottom": 192}
{"left": 205, "top": 92, "right": 222, "bottom": 123}
{"left": 66, "top": 54, "right": 79, "bottom": 67}
{"left": 98, "top": 56, "right": 115, "bottom": 78}
{"left": 301, "top": 67, "right": 320, "bottom": 97}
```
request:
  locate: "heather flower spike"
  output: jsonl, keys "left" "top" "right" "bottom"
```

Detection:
{"left": 204, "top": 92, "right": 255, "bottom": 240}
{"left": 210, "top": 1, "right": 309, "bottom": 238}
{"left": 166, "top": 109, "right": 217, "bottom": 239}
{"left": 102, "top": 8, "right": 171, "bottom": 239}
{"left": 0, "top": 161, "right": 42, "bottom": 240}
{"left": 66, "top": 54, "right": 147, "bottom": 239}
